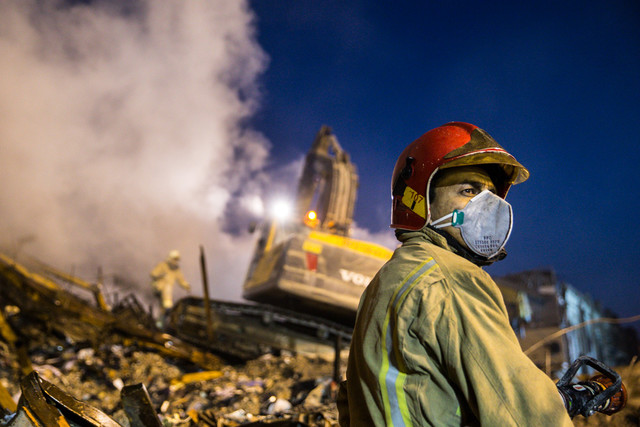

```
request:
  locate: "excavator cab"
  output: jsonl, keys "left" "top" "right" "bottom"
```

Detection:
{"left": 243, "top": 126, "right": 392, "bottom": 326}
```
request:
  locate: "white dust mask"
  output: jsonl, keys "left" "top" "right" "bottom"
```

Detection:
{"left": 430, "top": 190, "right": 513, "bottom": 258}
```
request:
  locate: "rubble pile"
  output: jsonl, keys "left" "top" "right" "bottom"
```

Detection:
{"left": 3, "top": 332, "right": 640, "bottom": 427}
{"left": 0, "top": 253, "right": 345, "bottom": 425}
{"left": 0, "top": 318, "right": 342, "bottom": 426}
{"left": 4, "top": 327, "right": 639, "bottom": 427}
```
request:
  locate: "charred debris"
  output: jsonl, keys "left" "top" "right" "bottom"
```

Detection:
{"left": 0, "top": 252, "right": 344, "bottom": 426}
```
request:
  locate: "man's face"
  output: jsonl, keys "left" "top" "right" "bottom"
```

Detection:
{"left": 429, "top": 166, "right": 497, "bottom": 250}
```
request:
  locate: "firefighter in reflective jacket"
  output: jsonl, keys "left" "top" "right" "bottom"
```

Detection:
{"left": 338, "top": 122, "right": 573, "bottom": 426}
{"left": 151, "top": 250, "right": 190, "bottom": 319}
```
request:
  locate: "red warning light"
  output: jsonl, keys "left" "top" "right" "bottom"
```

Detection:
{"left": 304, "top": 210, "right": 319, "bottom": 228}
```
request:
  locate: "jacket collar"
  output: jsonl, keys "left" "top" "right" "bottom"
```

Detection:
{"left": 395, "top": 226, "right": 506, "bottom": 267}
{"left": 395, "top": 227, "right": 453, "bottom": 253}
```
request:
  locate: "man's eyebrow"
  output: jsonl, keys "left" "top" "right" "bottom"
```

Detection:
{"left": 458, "top": 179, "right": 496, "bottom": 190}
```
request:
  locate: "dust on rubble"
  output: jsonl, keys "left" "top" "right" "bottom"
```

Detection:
{"left": 0, "top": 320, "right": 342, "bottom": 426}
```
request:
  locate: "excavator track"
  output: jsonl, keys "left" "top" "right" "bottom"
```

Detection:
{"left": 166, "top": 296, "right": 353, "bottom": 361}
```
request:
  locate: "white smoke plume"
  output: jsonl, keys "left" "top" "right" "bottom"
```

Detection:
{"left": 0, "top": 0, "right": 272, "bottom": 303}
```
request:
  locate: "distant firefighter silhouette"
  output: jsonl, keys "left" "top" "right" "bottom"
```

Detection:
{"left": 150, "top": 250, "right": 190, "bottom": 323}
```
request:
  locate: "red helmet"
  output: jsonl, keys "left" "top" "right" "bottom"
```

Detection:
{"left": 391, "top": 122, "right": 530, "bottom": 230}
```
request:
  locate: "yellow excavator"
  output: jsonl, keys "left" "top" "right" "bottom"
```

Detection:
{"left": 167, "top": 126, "right": 392, "bottom": 360}
{"left": 242, "top": 125, "right": 392, "bottom": 326}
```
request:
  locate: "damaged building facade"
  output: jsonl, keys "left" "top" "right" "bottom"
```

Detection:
{"left": 496, "top": 268, "right": 638, "bottom": 377}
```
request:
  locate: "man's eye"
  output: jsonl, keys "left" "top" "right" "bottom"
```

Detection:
{"left": 461, "top": 188, "right": 478, "bottom": 196}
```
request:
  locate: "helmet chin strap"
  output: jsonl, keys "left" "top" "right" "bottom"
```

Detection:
{"left": 426, "top": 225, "right": 507, "bottom": 267}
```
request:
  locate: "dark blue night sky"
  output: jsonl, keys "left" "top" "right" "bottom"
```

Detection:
{"left": 248, "top": 1, "right": 640, "bottom": 327}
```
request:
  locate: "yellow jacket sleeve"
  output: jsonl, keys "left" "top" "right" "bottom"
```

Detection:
{"left": 416, "top": 266, "right": 573, "bottom": 426}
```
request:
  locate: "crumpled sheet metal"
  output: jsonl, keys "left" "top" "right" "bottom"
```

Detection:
{"left": 8, "top": 371, "right": 120, "bottom": 426}
{"left": 121, "top": 384, "right": 163, "bottom": 427}
{"left": 3, "top": 371, "right": 164, "bottom": 427}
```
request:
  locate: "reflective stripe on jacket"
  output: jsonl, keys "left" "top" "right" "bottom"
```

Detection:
{"left": 338, "top": 228, "right": 573, "bottom": 426}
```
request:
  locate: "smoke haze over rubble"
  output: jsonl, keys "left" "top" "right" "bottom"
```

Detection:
{"left": 0, "top": 0, "right": 278, "bottom": 302}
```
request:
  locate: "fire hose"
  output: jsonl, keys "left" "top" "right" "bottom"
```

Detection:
{"left": 556, "top": 355, "right": 627, "bottom": 418}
